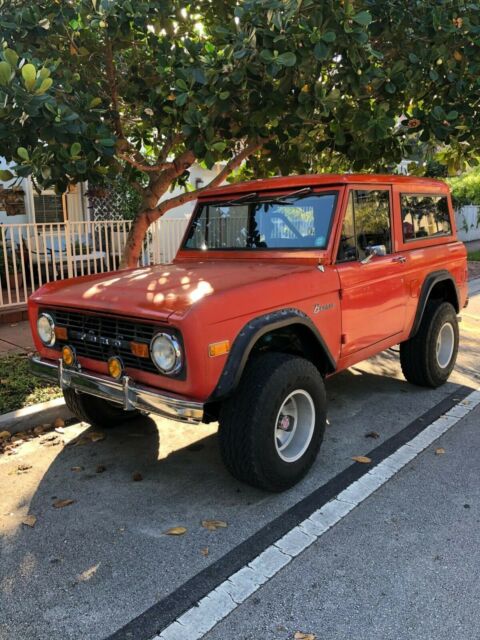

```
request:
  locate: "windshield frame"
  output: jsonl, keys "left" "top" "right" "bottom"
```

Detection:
{"left": 181, "top": 189, "right": 340, "bottom": 253}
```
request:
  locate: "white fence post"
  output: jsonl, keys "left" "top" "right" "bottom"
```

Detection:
{"left": 65, "top": 220, "right": 74, "bottom": 279}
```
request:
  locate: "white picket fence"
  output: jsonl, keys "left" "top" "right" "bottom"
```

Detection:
{"left": 0, "top": 217, "right": 189, "bottom": 309}
{"left": 455, "top": 205, "right": 480, "bottom": 242}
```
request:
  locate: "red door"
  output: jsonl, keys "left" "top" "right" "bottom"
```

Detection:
{"left": 335, "top": 186, "right": 408, "bottom": 356}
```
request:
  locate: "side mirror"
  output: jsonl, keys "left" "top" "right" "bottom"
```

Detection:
{"left": 360, "top": 244, "right": 387, "bottom": 264}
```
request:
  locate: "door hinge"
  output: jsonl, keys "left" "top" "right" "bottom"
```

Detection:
{"left": 341, "top": 333, "right": 347, "bottom": 344}
{"left": 338, "top": 288, "right": 343, "bottom": 300}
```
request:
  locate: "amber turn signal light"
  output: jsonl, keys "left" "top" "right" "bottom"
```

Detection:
{"left": 108, "top": 356, "right": 123, "bottom": 380}
{"left": 208, "top": 340, "right": 230, "bottom": 358}
{"left": 62, "top": 345, "right": 75, "bottom": 367}
{"left": 55, "top": 326, "right": 68, "bottom": 341}
{"left": 130, "top": 341, "right": 149, "bottom": 358}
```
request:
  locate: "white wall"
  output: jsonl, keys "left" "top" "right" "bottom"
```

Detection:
{"left": 455, "top": 205, "right": 480, "bottom": 242}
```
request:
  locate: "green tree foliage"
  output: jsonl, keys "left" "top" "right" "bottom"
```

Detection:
{"left": 0, "top": 0, "right": 479, "bottom": 265}
{"left": 448, "top": 168, "right": 480, "bottom": 207}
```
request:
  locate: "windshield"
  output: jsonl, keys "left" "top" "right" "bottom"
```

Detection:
{"left": 183, "top": 192, "right": 338, "bottom": 251}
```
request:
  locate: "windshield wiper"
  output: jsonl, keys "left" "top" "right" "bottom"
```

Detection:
{"left": 220, "top": 187, "right": 312, "bottom": 207}
{"left": 259, "top": 187, "right": 313, "bottom": 204}
{"left": 222, "top": 192, "right": 258, "bottom": 206}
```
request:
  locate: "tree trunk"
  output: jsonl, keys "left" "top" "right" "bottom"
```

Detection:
{"left": 121, "top": 211, "right": 152, "bottom": 268}
{"left": 120, "top": 151, "right": 195, "bottom": 268}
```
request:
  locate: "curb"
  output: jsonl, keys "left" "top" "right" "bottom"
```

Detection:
{"left": 0, "top": 397, "right": 73, "bottom": 435}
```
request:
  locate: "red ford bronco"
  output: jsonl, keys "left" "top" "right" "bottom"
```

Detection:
{"left": 29, "top": 175, "right": 468, "bottom": 491}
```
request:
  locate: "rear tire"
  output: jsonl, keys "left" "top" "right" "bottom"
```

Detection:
{"left": 218, "top": 352, "right": 327, "bottom": 492}
{"left": 63, "top": 389, "right": 140, "bottom": 429}
{"left": 400, "top": 301, "right": 459, "bottom": 388}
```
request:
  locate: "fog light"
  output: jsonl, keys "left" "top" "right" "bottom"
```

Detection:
{"left": 108, "top": 356, "right": 123, "bottom": 380}
{"left": 62, "top": 345, "right": 75, "bottom": 367}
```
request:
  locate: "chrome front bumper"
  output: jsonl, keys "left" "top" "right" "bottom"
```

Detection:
{"left": 30, "top": 356, "right": 204, "bottom": 424}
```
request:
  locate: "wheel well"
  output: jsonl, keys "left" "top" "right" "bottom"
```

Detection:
{"left": 249, "top": 323, "right": 333, "bottom": 377}
{"left": 428, "top": 279, "right": 459, "bottom": 312}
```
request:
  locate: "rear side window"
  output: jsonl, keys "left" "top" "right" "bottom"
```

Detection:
{"left": 401, "top": 194, "right": 452, "bottom": 242}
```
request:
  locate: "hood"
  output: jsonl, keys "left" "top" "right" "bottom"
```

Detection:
{"left": 30, "top": 260, "right": 315, "bottom": 321}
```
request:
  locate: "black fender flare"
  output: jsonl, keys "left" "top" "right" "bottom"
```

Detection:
{"left": 208, "top": 308, "right": 336, "bottom": 401}
{"left": 410, "top": 270, "right": 459, "bottom": 338}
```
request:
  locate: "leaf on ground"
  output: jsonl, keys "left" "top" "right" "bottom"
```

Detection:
{"left": 33, "top": 425, "right": 48, "bottom": 435}
{"left": 435, "top": 447, "right": 445, "bottom": 455}
{"left": 132, "top": 471, "right": 143, "bottom": 481}
{"left": 17, "top": 464, "right": 32, "bottom": 472}
{"left": 352, "top": 455, "right": 372, "bottom": 464}
{"left": 201, "top": 547, "right": 209, "bottom": 556}
{"left": 53, "top": 417, "right": 65, "bottom": 429}
{"left": 71, "top": 466, "right": 83, "bottom": 472}
{"left": 71, "top": 431, "right": 105, "bottom": 446}
{"left": 165, "top": 526, "right": 187, "bottom": 536}
{"left": 201, "top": 519, "right": 228, "bottom": 531}
{"left": 53, "top": 499, "right": 75, "bottom": 509}
{"left": 96, "top": 465, "right": 107, "bottom": 473}
{"left": 365, "top": 431, "right": 380, "bottom": 439}
{"left": 0, "top": 431, "right": 11, "bottom": 440}
{"left": 89, "top": 432, "right": 105, "bottom": 442}
{"left": 22, "top": 514, "right": 37, "bottom": 527}
{"left": 294, "top": 633, "right": 316, "bottom": 640}
{"left": 77, "top": 563, "right": 100, "bottom": 582}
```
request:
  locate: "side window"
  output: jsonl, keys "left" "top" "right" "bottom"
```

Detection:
{"left": 337, "top": 190, "right": 392, "bottom": 262}
{"left": 401, "top": 194, "right": 452, "bottom": 241}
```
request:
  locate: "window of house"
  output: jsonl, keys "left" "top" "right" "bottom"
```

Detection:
{"left": 400, "top": 194, "right": 451, "bottom": 241}
{"left": 0, "top": 188, "right": 26, "bottom": 216}
{"left": 33, "top": 193, "right": 65, "bottom": 223}
{"left": 337, "top": 190, "right": 392, "bottom": 262}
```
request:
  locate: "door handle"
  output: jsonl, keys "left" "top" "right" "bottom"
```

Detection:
{"left": 392, "top": 256, "right": 407, "bottom": 264}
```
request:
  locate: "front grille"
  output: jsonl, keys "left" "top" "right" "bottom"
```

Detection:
{"left": 46, "top": 308, "right": 160, "bottom": 374}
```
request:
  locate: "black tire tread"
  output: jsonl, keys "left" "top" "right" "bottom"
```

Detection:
{"left": 400, "top": 300, "right": 458, "bottom": 388}
{"left": 219, "top": 352, "right": 326, "bottom": 491}
{"left": 63, "top": 388, "right": 139, "bottom": 428}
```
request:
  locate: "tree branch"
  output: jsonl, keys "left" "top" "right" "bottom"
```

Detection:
{"left": 148, "top": 138, "right": 267, "bottom": 222}
{"left": 157, "top": 133, "right": 183, "bottom": 164}
{"left": 118, "top": 153, "right": 175, "bottom": 172}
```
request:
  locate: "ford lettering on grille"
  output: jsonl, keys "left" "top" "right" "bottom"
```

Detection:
{"left": 70, "top": 329, "right": 125, "bottom": 349}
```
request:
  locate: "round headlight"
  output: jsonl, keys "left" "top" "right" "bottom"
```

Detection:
{"left": 37, "top": 313, "right": 56, "bottom": 347}
{"left": 150, "top": 333, "right": 182, "bottom": 375}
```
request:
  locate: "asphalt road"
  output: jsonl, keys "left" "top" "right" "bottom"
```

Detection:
{"left": 1, "top": 283, "right": 479, "bottom": 640}
{"left": 204, "top": 403, "right": 480, "bottom": 640}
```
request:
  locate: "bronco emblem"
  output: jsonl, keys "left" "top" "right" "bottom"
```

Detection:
{"left": 313, "top": 303, "right": 334, "bottom": 314}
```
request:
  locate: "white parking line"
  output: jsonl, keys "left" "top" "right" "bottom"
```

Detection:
{"left": 155, "top": 388, "right": 480, "bottom": 640}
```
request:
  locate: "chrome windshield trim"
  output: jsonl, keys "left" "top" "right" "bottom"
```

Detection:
{"left": 30, "top": 356, "right": 204, "bottom": 424}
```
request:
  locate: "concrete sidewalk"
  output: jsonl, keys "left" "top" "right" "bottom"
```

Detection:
{"left": 0, "top": 320, "right": 34, "bottom": 354}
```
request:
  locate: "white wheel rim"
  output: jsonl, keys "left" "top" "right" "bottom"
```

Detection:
{"left": 274, "top": 389, "right": 315, "bottom": 463}
{"left": 436, "top": 322, "right": 455, "bottom": 369}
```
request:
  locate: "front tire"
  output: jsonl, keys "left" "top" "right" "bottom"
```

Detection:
{"left": 63, "top": 389, "right": 140, "bottom": 429}
{"left": 218, "top": 352, "right": 327, "bottom": 492}
{"left": 400, "top": 301, "right": 459, "bottom": 388}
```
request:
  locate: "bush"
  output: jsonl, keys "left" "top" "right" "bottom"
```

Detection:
{"left": 447, "top": 168, "right": 480, "bottom": 208}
